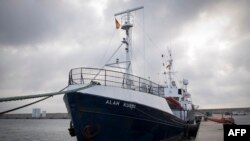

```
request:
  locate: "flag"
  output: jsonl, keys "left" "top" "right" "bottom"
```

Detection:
{"left": 166, "top": 64, "right": 170, "bottom": 69}
{"left": 115, "top": 18, "right": 120, "bottom": 29}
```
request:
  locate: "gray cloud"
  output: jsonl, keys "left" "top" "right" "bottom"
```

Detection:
{"left": 226, "top": 38, "right": 250, "bottom": 71}
{"left": 0, "top": 0, "right": 102, "bottom": 46}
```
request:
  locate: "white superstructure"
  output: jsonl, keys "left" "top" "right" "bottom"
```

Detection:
{"left": 161, "top": 50, "right": 193, "bottom": 121}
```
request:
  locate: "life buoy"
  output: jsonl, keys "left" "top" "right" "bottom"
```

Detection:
{"left": 165, "top": 97, "right": 183, "bottom": 110}
{"left": 82, "top": 125, "right": 100, "bottom": 140}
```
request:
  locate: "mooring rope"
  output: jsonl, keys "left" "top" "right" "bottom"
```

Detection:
{"left": 0, "top": 82, "right": 96, "bottom": 114}
{"left": 0, "top": 82, "right": 94, "bottom": 103}
{"left": 0, "top": 96, "right": 52, "bottom": 115}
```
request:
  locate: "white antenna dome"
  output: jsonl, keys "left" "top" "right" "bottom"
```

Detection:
{"left": 183, "top": 79, "right": 189, "bottom": 85}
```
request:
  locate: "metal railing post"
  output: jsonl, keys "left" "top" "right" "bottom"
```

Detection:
{"left": 139, "top": 77, "right": 140, "bottom": 92}
{"left": 81, "top": 68, "right": 83, "bottom": 84}
{"left": 68, "top": 70, "right": 71, "bottom": 85}
{"left": 158, "top": 85, "right": 159, "bottom": 96}
{"left": 105, "top": 69, "right": 106, "bottom": 86}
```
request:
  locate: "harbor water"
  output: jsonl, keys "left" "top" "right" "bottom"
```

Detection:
{"left": 0, "top": 115, "right": 249, "bottom": 141}
{"left": 0, "top": 119, "right": 75, "bottom": 141}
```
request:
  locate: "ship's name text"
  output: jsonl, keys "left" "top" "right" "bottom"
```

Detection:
{"left": 105, "top": 99, "right": 136, "bottom": 110}
{"left": 105, "top": 99, "right": 120, "bottom": 106}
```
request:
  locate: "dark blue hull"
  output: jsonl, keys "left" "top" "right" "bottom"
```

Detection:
{"left": 64, "top": 92, "right": 187, "bottom": 141}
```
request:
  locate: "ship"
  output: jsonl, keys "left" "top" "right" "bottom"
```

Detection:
{"left": 63, "top": 6, "right": 196, "bottom": 141}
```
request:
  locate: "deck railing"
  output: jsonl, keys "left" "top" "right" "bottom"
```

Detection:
{"left": 68, "top": 67, "right": 164, "bottom": 96}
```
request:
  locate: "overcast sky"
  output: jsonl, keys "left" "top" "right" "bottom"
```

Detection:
{"left": 0, "top": 0, "right": 249, "bottom": 113}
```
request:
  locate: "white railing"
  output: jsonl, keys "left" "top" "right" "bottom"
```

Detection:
{"left": 68, "top": 67, "right": 164, "bottom": 96}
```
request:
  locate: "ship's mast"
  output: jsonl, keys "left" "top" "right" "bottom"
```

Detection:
{"left": 114, "top": 6, "right": 144, "bottom": 87}
{"left": 168, "top": 49, "right": 173, "bottom": 84}
{"left": 166, "top": 49, "right": 177, "bottom": 87}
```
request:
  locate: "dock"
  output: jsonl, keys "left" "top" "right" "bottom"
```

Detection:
{"left": 195, "top": 120, "right": 224, "bottom": 141}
